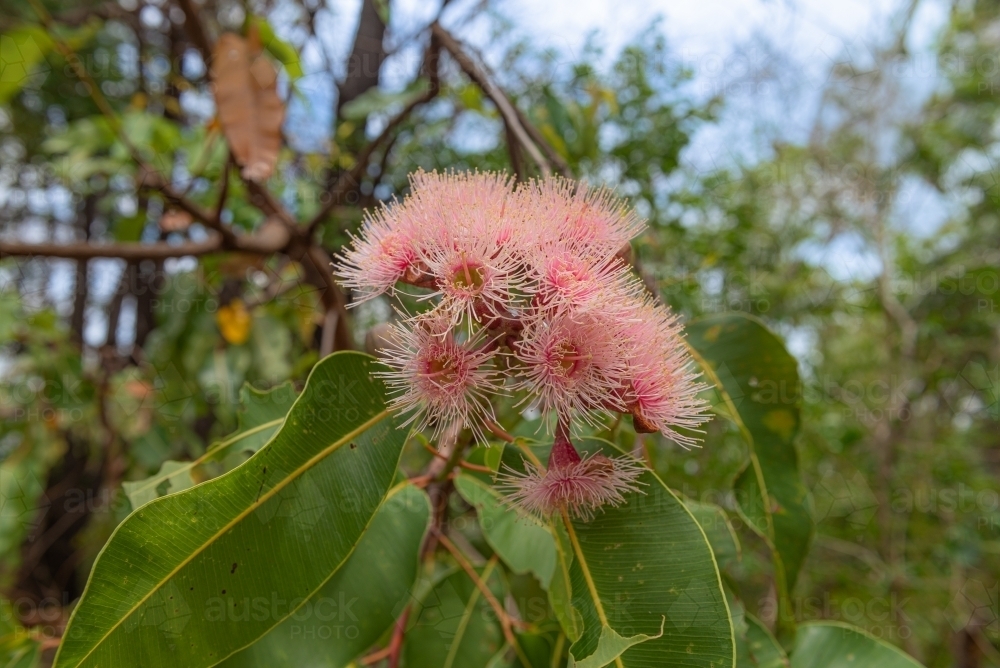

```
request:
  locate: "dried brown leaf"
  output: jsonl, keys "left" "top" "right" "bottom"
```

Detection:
{"left": 210, "top": 33, "right": 285, "bottom": 182}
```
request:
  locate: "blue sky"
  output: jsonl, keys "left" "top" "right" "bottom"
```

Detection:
{"left": 298, "top": 0, "right": 950, "bottom": 168}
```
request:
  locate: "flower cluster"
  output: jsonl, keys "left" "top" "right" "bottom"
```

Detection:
{"left": 334, "top": 170, "right": 708, "bottom": 518}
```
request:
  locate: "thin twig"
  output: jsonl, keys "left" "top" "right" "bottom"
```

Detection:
{"left": 517, "top": 441, "right": 544, "bottom": 470}
{"left": 485, "top": 420, "right": 516, "bottom": 443}
{"left": 304, "top": 39, "right": 442, "bottom": 237}
{"left": 173, "top": 0, "right": 213, "bottom": 62}
{"left": 303, "top": 245, "right": 354, "bottom": 350}
{"left": 180, "top": 126, "right": 222, "bottom": 197}
{"left": 408, "top": 474, "right": 433, "bottom": 489}
{"left": 972, "top": 627, "right": 1000, "bottom": 665}
{"left": 433, "top": 530, "right": 532, "bottom": 666}
{"left": 421, "top": 441, "right": 493, "bottom": 473}
{"left": 386, "top": 605, "right": 411, "bottom": 668}
{"left": 432, "top": 23, "right": 567, "bottom": 178}
{"left": 214, "top": 157, "right": 231, "bottom": 221}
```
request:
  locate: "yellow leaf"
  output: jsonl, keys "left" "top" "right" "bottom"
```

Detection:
{"left": 216, "top": 299, "right": 252, "bottom": 345}
{"left": 298, "top": 308, "right": 318, "bottom": 344}
{"left": 336, "top": 121, "right": 355, "bottom": 138}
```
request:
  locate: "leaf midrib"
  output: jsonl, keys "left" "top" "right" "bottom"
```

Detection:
{"left": 566, "top": 439, "right": 738, "bottom": 668}
{"left": 60, "top": 409, "right": 388, "bottom": 668}
{"left": 562, "top": 509, "right": 625, "bottom": 668}
{"left": 125, "top": 418, "right": 284, "bottom": 501}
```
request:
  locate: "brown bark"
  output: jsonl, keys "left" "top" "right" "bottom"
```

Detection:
{"left": 69, "top": 195, "right": 97, "bottom": 346}
{"left": 337, "top": 0, "right": 387, "bottom": 115}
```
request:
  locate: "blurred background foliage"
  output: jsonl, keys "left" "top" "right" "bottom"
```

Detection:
{"left": 0, "top": 0, "right": 998, "bottom": 665}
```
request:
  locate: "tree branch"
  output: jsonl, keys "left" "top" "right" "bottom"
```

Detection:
{"left": 337, "top": 0, "right": 387, "bottom": 115}
{"left": 143, "top": 171, "right": 238, "bottom": 247}
{"left": 0, "top": 237, "right": 224, "bottom": 260}
{"left": 431, "top": 23, "right": 570, "bottom": 178}
{"left": 173, "top": 0, "right": 213, "bottom": 63}
{"left": 433, "top": 532, "right": 531, "bottom": 665}
{"left": 304, "top": 38, "right": 442, "bottom": 237}
{"left": 303, "top": 245, "right": 354, "bottom": 350}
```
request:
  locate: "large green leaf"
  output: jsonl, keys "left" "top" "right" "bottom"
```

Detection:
{"left": 122, "top": 382, "right": 297, "bottom": 509}
{"left": 745, "top": 615, "right": 787, "bottom": 668}
{"left": 218, "top": 482, "right": 431, "bottom": 667}
{"left": 455, "top": 472, "right": 556, "bottom": 588}
{"left": 685, "top": 499, "right": 741, "bottom": 571}
{"left": 54, "top": 352, "right": 406, "bottom": 668}
{"left": 687, "top": 313, "right": 813, "bottom": 630}
{"left": 403, "top": 562, "right": 505, "bottom": 668}
{"left": 789, "top": 622, "right": 924, "bottom": 668}
{"left": 727, "top": 588, "right": 787, "bottom": 668}
{"left": 560, "top": 440, "right": 734, "bottom": 668}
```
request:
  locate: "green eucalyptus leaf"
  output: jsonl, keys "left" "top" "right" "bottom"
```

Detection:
{"left": 249, "top": 314, "right": 293, "bottom": 382}
{"left": 727, "top": 587, "right": 787, "bottom": 668}
{"left": 121, "top": 382, "right": 297, "bottom": 510}
{"left": 54, "top": 352, "right": 406, "bottom": 668}
{"left": 568, "top": 620, "right": 665, "bottom": 668}
{"left": 455, "top": 472, "right": 556, "bottom": 588}
{"left": 0, "top": 445, "right": 58, "bottom": 559}
{"left": 557, "top": 440, "right": 734, "bottom": 667}
{"left": 0, "top": 599, "right": 42, "bottom": 668}
{"left": 789, "top": 622, "right": 924, "bottom": 668}
{"left": 745, "top": 614, "right": 787, "bottom": 668}
{"left": 247, "top": 16, "right": 304, "bottom": 80}
{"left": 687, "top": 313, "right": 813, "bottom": 631}
{"left": 465, "top": 443, "right": 505, "bottom": 472}
{"left": 42, "top": 117, "right": 115, "bottom": 156}
{"left": 685, "top": 499, "right": 742, "bottom": 570}
{"left": 218, "top": 482, "right": 431, "bottom": 667}
{"left": 122, "top": 460, "right": 198, "bottom": 509}
{"left": 403, "top": 561, "right": 505, "bottom": 668}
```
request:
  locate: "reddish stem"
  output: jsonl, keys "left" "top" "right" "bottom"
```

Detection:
{"left": 386, "top": 606, "right": 410, "bottom": 668}
{"left": 548, "top": 419, "right": 582, "bottom": 469}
